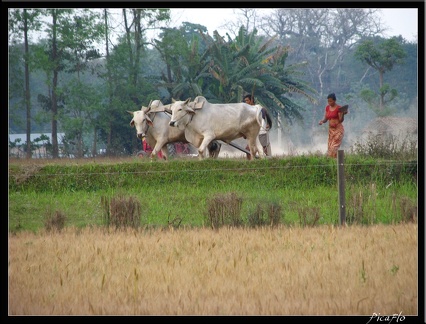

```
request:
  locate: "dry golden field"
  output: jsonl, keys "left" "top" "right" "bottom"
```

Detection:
{"left": 8, "top": 224, "right": 418, "bottom": 316}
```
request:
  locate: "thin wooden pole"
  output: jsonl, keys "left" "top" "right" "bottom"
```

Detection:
{"left": 337, "top": 149, "right": 346, "bottom": 226}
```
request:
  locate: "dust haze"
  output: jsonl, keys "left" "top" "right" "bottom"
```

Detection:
{"left": 218, "top": 99, "right": 418, "bottom": 158}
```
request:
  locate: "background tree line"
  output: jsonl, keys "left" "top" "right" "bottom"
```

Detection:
{"left": 8, "top": 8, "right": 418, "bottom": 158}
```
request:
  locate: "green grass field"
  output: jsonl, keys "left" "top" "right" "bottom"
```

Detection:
{"left": 8, "top": 154, "right": 417, "bottom": 232}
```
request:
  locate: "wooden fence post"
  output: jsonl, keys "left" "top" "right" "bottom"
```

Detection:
{"left": 337, "top": 149, "right": 346, "bottom": 226}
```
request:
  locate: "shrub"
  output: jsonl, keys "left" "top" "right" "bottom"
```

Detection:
{"left": 206, "top": 192, "right": 243, "bottom": 229}
{"left": 247, "top": 204, "right": 266, "bottom": 227}
{"left": 44, "top": 210, "right": 67, "bottom": 232}
{"left": 247, "top": 202, "right": 282, "bottom": 227}
{"left": 101, "top": 195, "right": 141, "bottom": 229}
{"left": 349, "top": 132, "right": 417, "bottom": 160}
{"left": 397, "top": 196, "right": 417, "bottom": 223}
{"left": 297, "top": 206, "right": 321, "bottom": 227}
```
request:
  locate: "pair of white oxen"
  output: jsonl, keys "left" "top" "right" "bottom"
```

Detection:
{"left": 128, "top": 96, "right": 267, "bottom": 160}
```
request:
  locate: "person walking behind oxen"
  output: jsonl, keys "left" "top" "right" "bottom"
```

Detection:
{"left": 243, "top": 94, "right": 272, "bottom": 156}
{"left": 318, "top": 93, "right": 346, "bottom": 158}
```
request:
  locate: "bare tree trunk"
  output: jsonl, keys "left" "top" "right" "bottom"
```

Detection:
{"left": 123, "top": 9, "right": 134, "bottom": 85}
{"left": 133, "top": 9, "right": 141, "bottom": 91}
{"left": 51, "top": 9, "right": 59, "bottom": 158}
{"left": 77, "top": 133, "right": 83, "bottom": 158}
{"left": 92, "top": 126, "right": 97, "bottom": 157}
{"left": 23, "top": 9, "right": 32, "bottom": 159}
{"left": 103, "top": 9, "right": 113, "bottom": 156}
{"left": 379, "top": 71, "right": 384, "bottom": 111}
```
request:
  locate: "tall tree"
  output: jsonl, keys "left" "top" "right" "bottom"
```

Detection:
{"left": 39, "top": 9, "right": 72, "bottom": 158}
{"left": 264, "top": 8, "right": 383, "bottom": 95}
{"left": 153, "top": 23, "right": 210, "bottom": 100}
{"left": 122, "top": 8, "right": 170, "bottom": 106}
{"left": 102, "top": 9, "right": 114, "bottom": 156}
{"left": 354, "top": 36, "right": 406, "bottom": 111}
{"left": 62, "top": 79, "right": 103, "bottom": 158}
{"left": 261, "top": 8, "right": 385, "bottom": 125}
{"left": 8, "top": 9, "right": 43, "bottom": 158}
{"left": 220, "top": 8, "right": 263, "bottom": 38}
{"left": 96, "top": 8, "right": 170, "bottom": 155}
{"left": 33, "top": 9, "right": 105, "bottom": 158}
{"left": 58, "top": 9, "right": 104, "bottom": 157}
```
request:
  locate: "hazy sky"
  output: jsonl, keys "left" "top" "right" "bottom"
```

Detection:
{"left": 169, "top": 8, "right": 418, "bottom": 42}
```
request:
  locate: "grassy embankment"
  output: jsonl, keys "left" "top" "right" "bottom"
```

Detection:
{"left": 9, "top": 155, "right": 417, "bottom": 232}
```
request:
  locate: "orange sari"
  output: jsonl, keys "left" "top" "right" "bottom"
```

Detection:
{"left": 328, "top": 123, "right": 344, "bottom": 158}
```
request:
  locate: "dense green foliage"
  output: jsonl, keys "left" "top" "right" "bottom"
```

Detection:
{"left": 8, "top": 8, "right": 417, "bottom": 159}
{"left": 354, "top": 36, "right": 407, "bottom": 111}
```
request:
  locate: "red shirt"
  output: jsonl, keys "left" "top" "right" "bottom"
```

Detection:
{"left": 325, "top": 105, "right": 341, "bottom": 120}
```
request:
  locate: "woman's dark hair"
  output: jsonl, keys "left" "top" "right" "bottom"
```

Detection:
{"left": 327, "top": 93, "right": 336, "bottom": 101}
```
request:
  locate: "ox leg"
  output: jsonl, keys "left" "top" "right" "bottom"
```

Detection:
{"left": 151, "top": 143, "right": 168, "bottom": 161}
{"left": 160, "top": 146, "right": 169, "bottom": 160}
{"left": 150, "top": 147, "right": 160, "bottom": 161}
{"left": 197, "top": 145, "right": 208, "bottom": 160}
{"left": 254, "top": 136, "right": 265, "bottom": 159}
{"left": 148, "top": 144, "right": 159, "bottom": 161}
{"left": 198, "top": 137, "right": 215, "bottom": 159}
{"left": 197, "top": 148, "right": 205, "bottom": 160}
{"left": 248, "top": 136, "right": 264, "bottom": 160}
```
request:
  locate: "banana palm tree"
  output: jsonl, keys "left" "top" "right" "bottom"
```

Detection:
{"left": 204, "top": 26, "right": 318, "bottom": 124}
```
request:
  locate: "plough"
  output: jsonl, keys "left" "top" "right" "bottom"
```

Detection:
{"left": 217, "top": 140, "right": 259, "bottom": 159}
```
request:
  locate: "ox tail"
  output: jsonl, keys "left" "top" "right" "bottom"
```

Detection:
{"left": 255, "top": 106, "right": 263, "bottom": 127}
{"left": 255, "top": 105, "right": 272, "bottom": 130}
{"left": 264, "top": 109, "right": 272, "bottom": 130}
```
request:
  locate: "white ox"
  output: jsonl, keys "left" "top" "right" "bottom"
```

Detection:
{"left": 168, "top": 96, "right": 265, "bottom": 160}
{"left": 128, "top": 100, "right": 221, "bottom": 160}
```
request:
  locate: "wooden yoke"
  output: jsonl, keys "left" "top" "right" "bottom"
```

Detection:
{"left": 148, "top": 100, "right": 170, "bottom": 113}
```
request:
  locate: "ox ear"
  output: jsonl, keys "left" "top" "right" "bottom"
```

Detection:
{"left": 146, "top": 115, "right": 154, "bottom": 126}
{"left": 129, "top": 120, "right": 134, "bottom": 127}
{"left": 185, "top": 106, "right": 195, "bottom": 114}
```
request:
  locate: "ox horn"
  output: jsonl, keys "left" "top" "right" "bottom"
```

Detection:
{"left": 164, "top": 104, "right": 172, "bottom": 114}
{"left": 141, "top": 106, "right": 150, "bottom": 113}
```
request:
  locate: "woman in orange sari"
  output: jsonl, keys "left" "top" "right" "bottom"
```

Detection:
{"left": 318, "top": 93, "right": 345, "bottom": 158}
